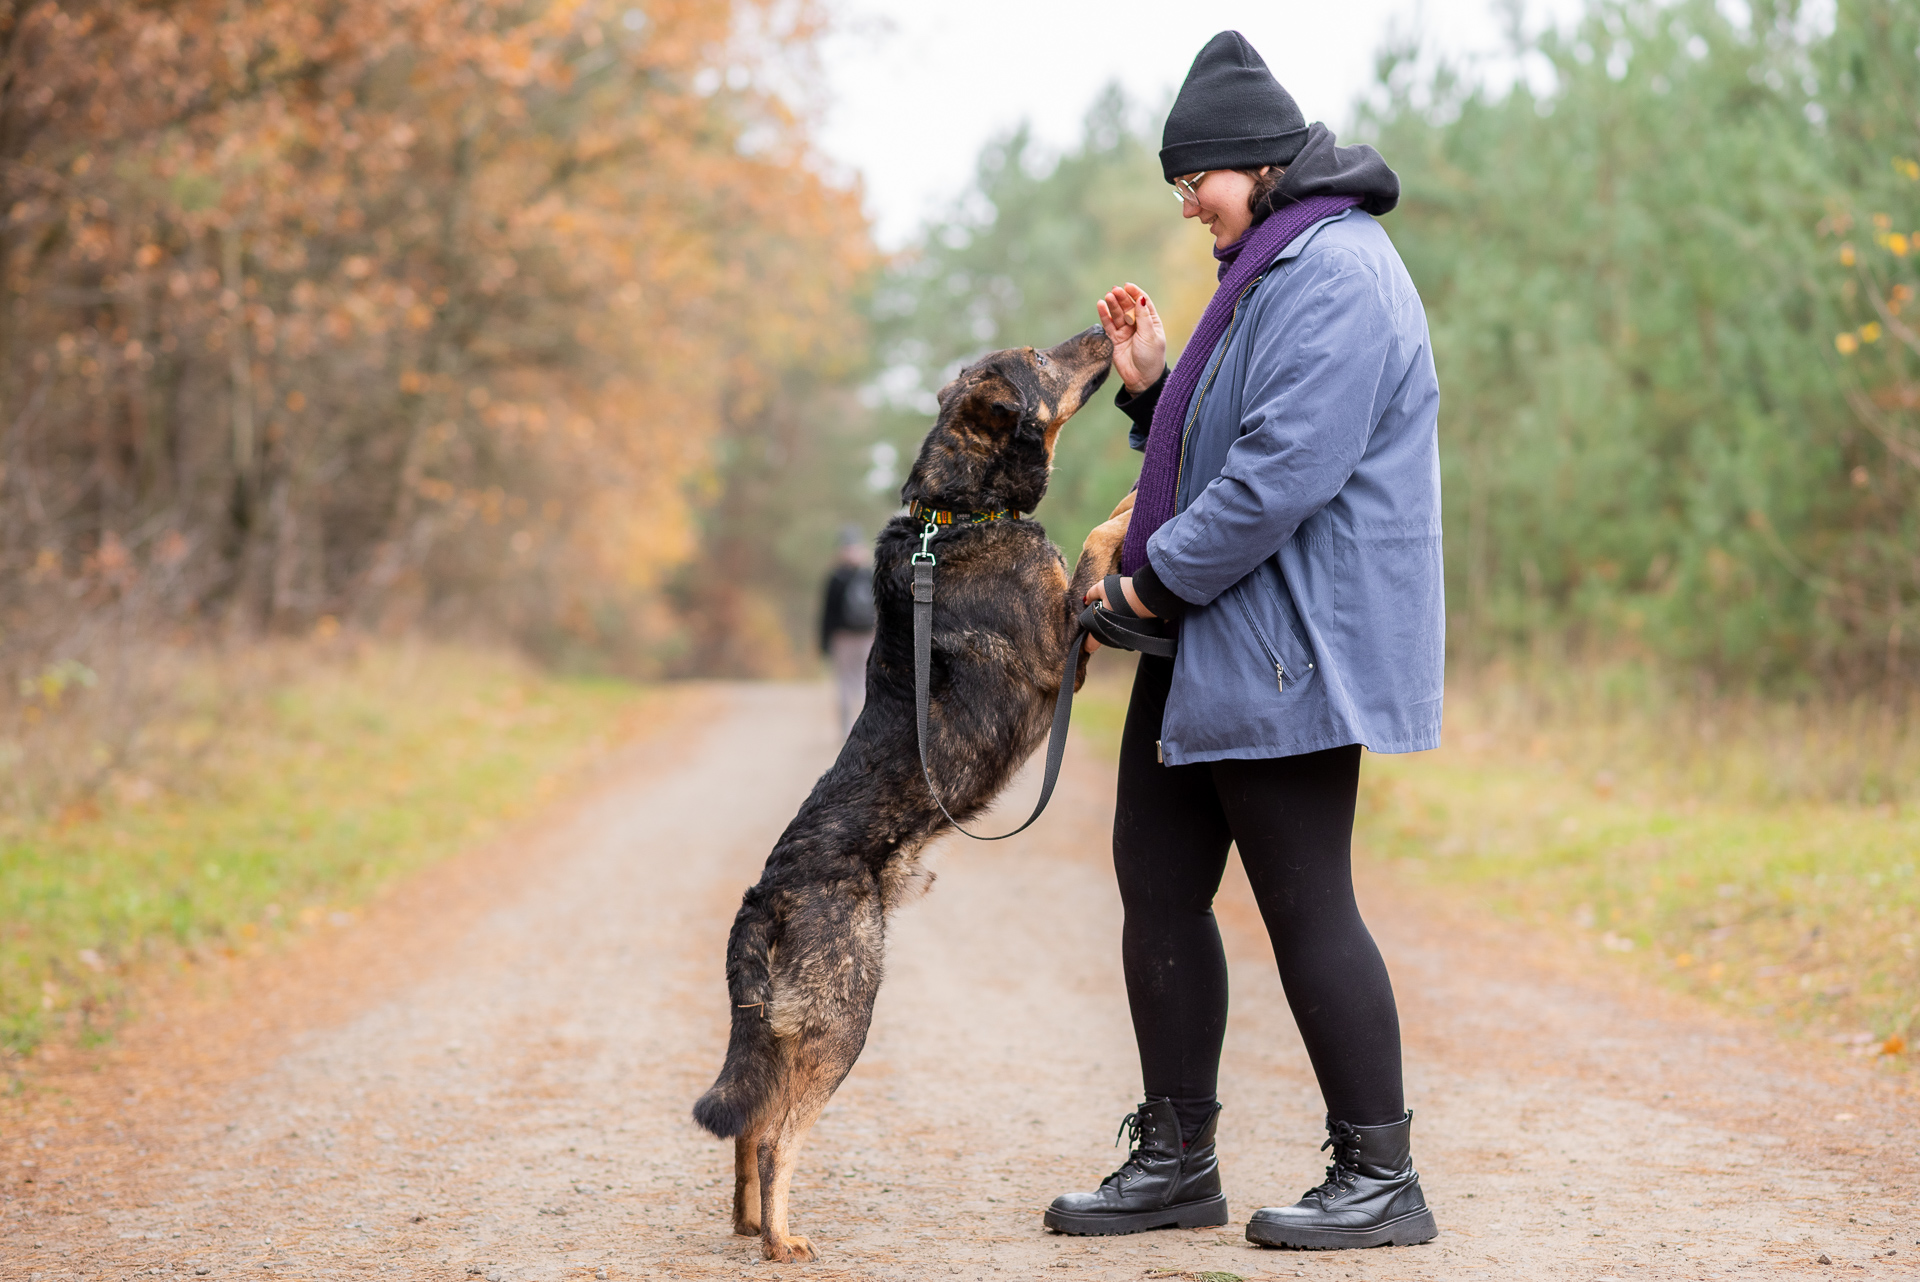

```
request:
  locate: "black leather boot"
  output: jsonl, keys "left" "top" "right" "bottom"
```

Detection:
{"left": 1245, "top": 1111, "right": 1437, "bottom": 1249}
{"left": 1043, "top": 1098, "right": 1229, "bottom": 1235}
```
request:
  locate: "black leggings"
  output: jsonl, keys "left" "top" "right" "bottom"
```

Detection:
{"left": 1115, "top": 656, "right": 1404, "bottom": 1129}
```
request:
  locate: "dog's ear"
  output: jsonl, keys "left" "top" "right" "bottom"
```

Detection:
{"left": 943, "top": 369, "right": 1026, "bottom": 433}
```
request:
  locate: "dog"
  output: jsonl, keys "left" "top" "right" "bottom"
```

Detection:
{"left": 691, "top": 325, "right": 1134, "bottom": 1262}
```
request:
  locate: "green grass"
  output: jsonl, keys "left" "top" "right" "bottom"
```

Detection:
{"left": 1074, "top": 658, "right": 1919, "bottom": 1064}
{"left": 1358, "top": 740, "right": 1918, "bottom": 1057}
{"left": 0, "top": 643, "right": 650, "bottom": 1057}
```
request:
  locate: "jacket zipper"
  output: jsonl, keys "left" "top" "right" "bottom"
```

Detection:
{"left": 1172, "top": 274, "right": 1265, "bottom": 508}
{"left": 1232, "top": 586, "right": 1286, "bottom": 693}
{"left": 1180, "top": 273, "right": 1281, "bottom": 694}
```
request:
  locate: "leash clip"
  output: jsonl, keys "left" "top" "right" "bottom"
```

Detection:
{"left": 910, "top": 521, "right": 938, "bottom": 566}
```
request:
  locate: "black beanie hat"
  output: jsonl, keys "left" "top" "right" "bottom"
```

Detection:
{"left": 1160, "top": 31, "right": 1308, "bottom": 182}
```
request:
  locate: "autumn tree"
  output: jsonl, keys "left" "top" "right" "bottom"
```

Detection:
{"left": 1, "top": 0, "right": 871, "bottom": 707}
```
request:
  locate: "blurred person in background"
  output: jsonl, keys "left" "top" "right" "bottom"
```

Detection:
{"left": 819, "top": 525, "right": 877, "bottom": 737}
{"left": 1045, "top": 32, "right": 1443, "bottom": 1252}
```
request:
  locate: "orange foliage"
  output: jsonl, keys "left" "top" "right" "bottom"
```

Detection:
{"left": 2, "top": 0, "right": 871, "bottom": 664}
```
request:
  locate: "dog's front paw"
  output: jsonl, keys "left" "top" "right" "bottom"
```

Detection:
{"left": 762, "top": 1233, "right": 817, "bottom": 1262}
{"left": 1075, "top": 507, "right": 1132, "bottom": 582}
{"left": 733, "top": 1216, "right": 761, "bottom": 1237}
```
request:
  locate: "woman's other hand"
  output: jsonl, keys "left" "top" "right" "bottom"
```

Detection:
{"left": 1081, "top": 575, "right": 1156, "bottom": 652}
{"left": 1084, "top": 576, "right": 1156, "bottom": 618}
{"left": 1096, "top": 283, "right": 1167, "bottom": 393}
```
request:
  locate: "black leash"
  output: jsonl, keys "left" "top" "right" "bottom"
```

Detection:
{"left": 910, "top": 528, "right": 1173, "bottom": 841}
{"left": 1079, "top": 574, "right": 1178, "bottom": 658}
{"left": 911, "top": 521, "right": 1082, "bottom": 841}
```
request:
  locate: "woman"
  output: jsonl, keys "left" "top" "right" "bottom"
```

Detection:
{"left": 1042, "top": 32, "right": 1444, "bottom": 1251}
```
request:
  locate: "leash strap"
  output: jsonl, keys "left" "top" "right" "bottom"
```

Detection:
{"left": 1077, "top": 600, "right": 1178, "bottom": 657}
{"left": 912, "top": 524, "right": 1084, "bottom": 842}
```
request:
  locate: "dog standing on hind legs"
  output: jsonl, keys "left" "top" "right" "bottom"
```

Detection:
{"left": 692, "top": 325, "right": 1133, "bottom": 1262}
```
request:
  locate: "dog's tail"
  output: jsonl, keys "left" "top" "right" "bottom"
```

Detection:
{"left": 692, "top": 884, "right": 781, "bottom": 1137}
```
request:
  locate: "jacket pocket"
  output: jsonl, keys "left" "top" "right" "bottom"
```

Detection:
{"left": 1229, "top": 560, "right": 1316, "bottom": 694}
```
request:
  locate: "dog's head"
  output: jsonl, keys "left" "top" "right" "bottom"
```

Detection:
{"left": 900, "top": 326, "right": 1114, "bottom": 516}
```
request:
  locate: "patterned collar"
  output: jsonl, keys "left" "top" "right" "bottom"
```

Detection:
{"left": 908, "top": 500, "right": 1020, "bottom": 527}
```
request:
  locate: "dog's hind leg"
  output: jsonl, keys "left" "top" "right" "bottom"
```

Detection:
{"left": 751, "top": 886, "right": 884, "bottom": 1262}
{"left": 756, "top": 1069, "right": 835, "bottom": 1263}
{"left": 733, "top": 1130, "right": 763, "bottom": 1236}
{"left": 756, "top": 1005, "right": 877, "bottom": 1264}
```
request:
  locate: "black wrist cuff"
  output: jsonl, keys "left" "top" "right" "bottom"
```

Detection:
{"left": 1131, "top": 560, "right": 1190, "bottom": 621}
{"left": 1115, "top": 368, "right": 1168, "bottom": 432}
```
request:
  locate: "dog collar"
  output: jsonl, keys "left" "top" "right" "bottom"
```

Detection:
{"left": 908, "top": 500, "right": 1020, "bottom": 526}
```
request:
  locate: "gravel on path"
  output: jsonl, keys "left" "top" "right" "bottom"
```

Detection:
{"left": 2, "top": 679, "right": 1914, "bottom": 1282}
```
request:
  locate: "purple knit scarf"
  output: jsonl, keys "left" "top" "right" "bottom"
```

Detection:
{"left": 1120, "top": 194, "right": 1360, "bottom": 575}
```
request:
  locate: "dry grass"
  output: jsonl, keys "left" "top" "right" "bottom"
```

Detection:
{"left": 1434, "top": 657, "right": 1920, "bottom": 807}
{"left": 0, "top": 638, "right": 651, "bottom": 1060}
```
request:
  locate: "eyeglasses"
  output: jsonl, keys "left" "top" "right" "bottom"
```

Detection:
{"left": 1173, "top": 172, "right": 1208, "bottom": 204}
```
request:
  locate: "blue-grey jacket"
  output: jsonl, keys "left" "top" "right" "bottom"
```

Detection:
{"left": 1124, "top": 208, "right": 1443, "bottom": 764}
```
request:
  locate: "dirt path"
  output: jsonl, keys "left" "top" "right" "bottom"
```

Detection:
{"left": 4, "top": 680, "right": 1916, "bottom": 1281}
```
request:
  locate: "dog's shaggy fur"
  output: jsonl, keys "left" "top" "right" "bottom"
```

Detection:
{"left": 691, "top": 325, "right": 1134, "bottom": 1262}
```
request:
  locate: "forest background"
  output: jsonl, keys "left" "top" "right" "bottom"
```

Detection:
{"left": 4, "top": 0, "right": 1919, "bottom": 1056}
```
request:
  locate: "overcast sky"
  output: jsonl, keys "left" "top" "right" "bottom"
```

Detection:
{"left": 813, "top": 0, "right": 1587, "bottom": 247}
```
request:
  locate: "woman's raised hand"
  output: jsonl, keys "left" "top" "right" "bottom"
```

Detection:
{"left": 1096, "top": 283, "right": 1167, "bottom": 394}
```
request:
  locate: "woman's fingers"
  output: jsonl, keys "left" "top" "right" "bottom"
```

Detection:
{"left": 1125, "top": 285, "right": 1163, "bottom": 333}
{"left": 1106, "top": 287, "right": 1158, "bottom": 345}
{"left": 1082, "top": 577, "right": 1109, "bottom": 648}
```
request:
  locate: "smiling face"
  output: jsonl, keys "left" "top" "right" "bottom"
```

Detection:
{"left": 902, "top": 326, "right": 1114, "bottom": 516}
{"left": 1179, "top": 168, "right": 1262, "bottom": 250}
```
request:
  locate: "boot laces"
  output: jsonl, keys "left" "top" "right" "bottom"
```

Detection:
{"left": 1305, "top": 1120, "right": 1363, "bottom": 1203}
{"left": 1102, "top": 1110, "right": 1150, "bottom": 1185}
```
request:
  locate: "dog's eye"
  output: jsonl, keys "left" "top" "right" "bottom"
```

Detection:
{"left": 1034, "top": 351, "right": 1049, "bottom": 366}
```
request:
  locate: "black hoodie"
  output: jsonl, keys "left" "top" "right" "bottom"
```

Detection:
{"left": 1257, "top": 122, "right": 1399, "bottom": 219}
